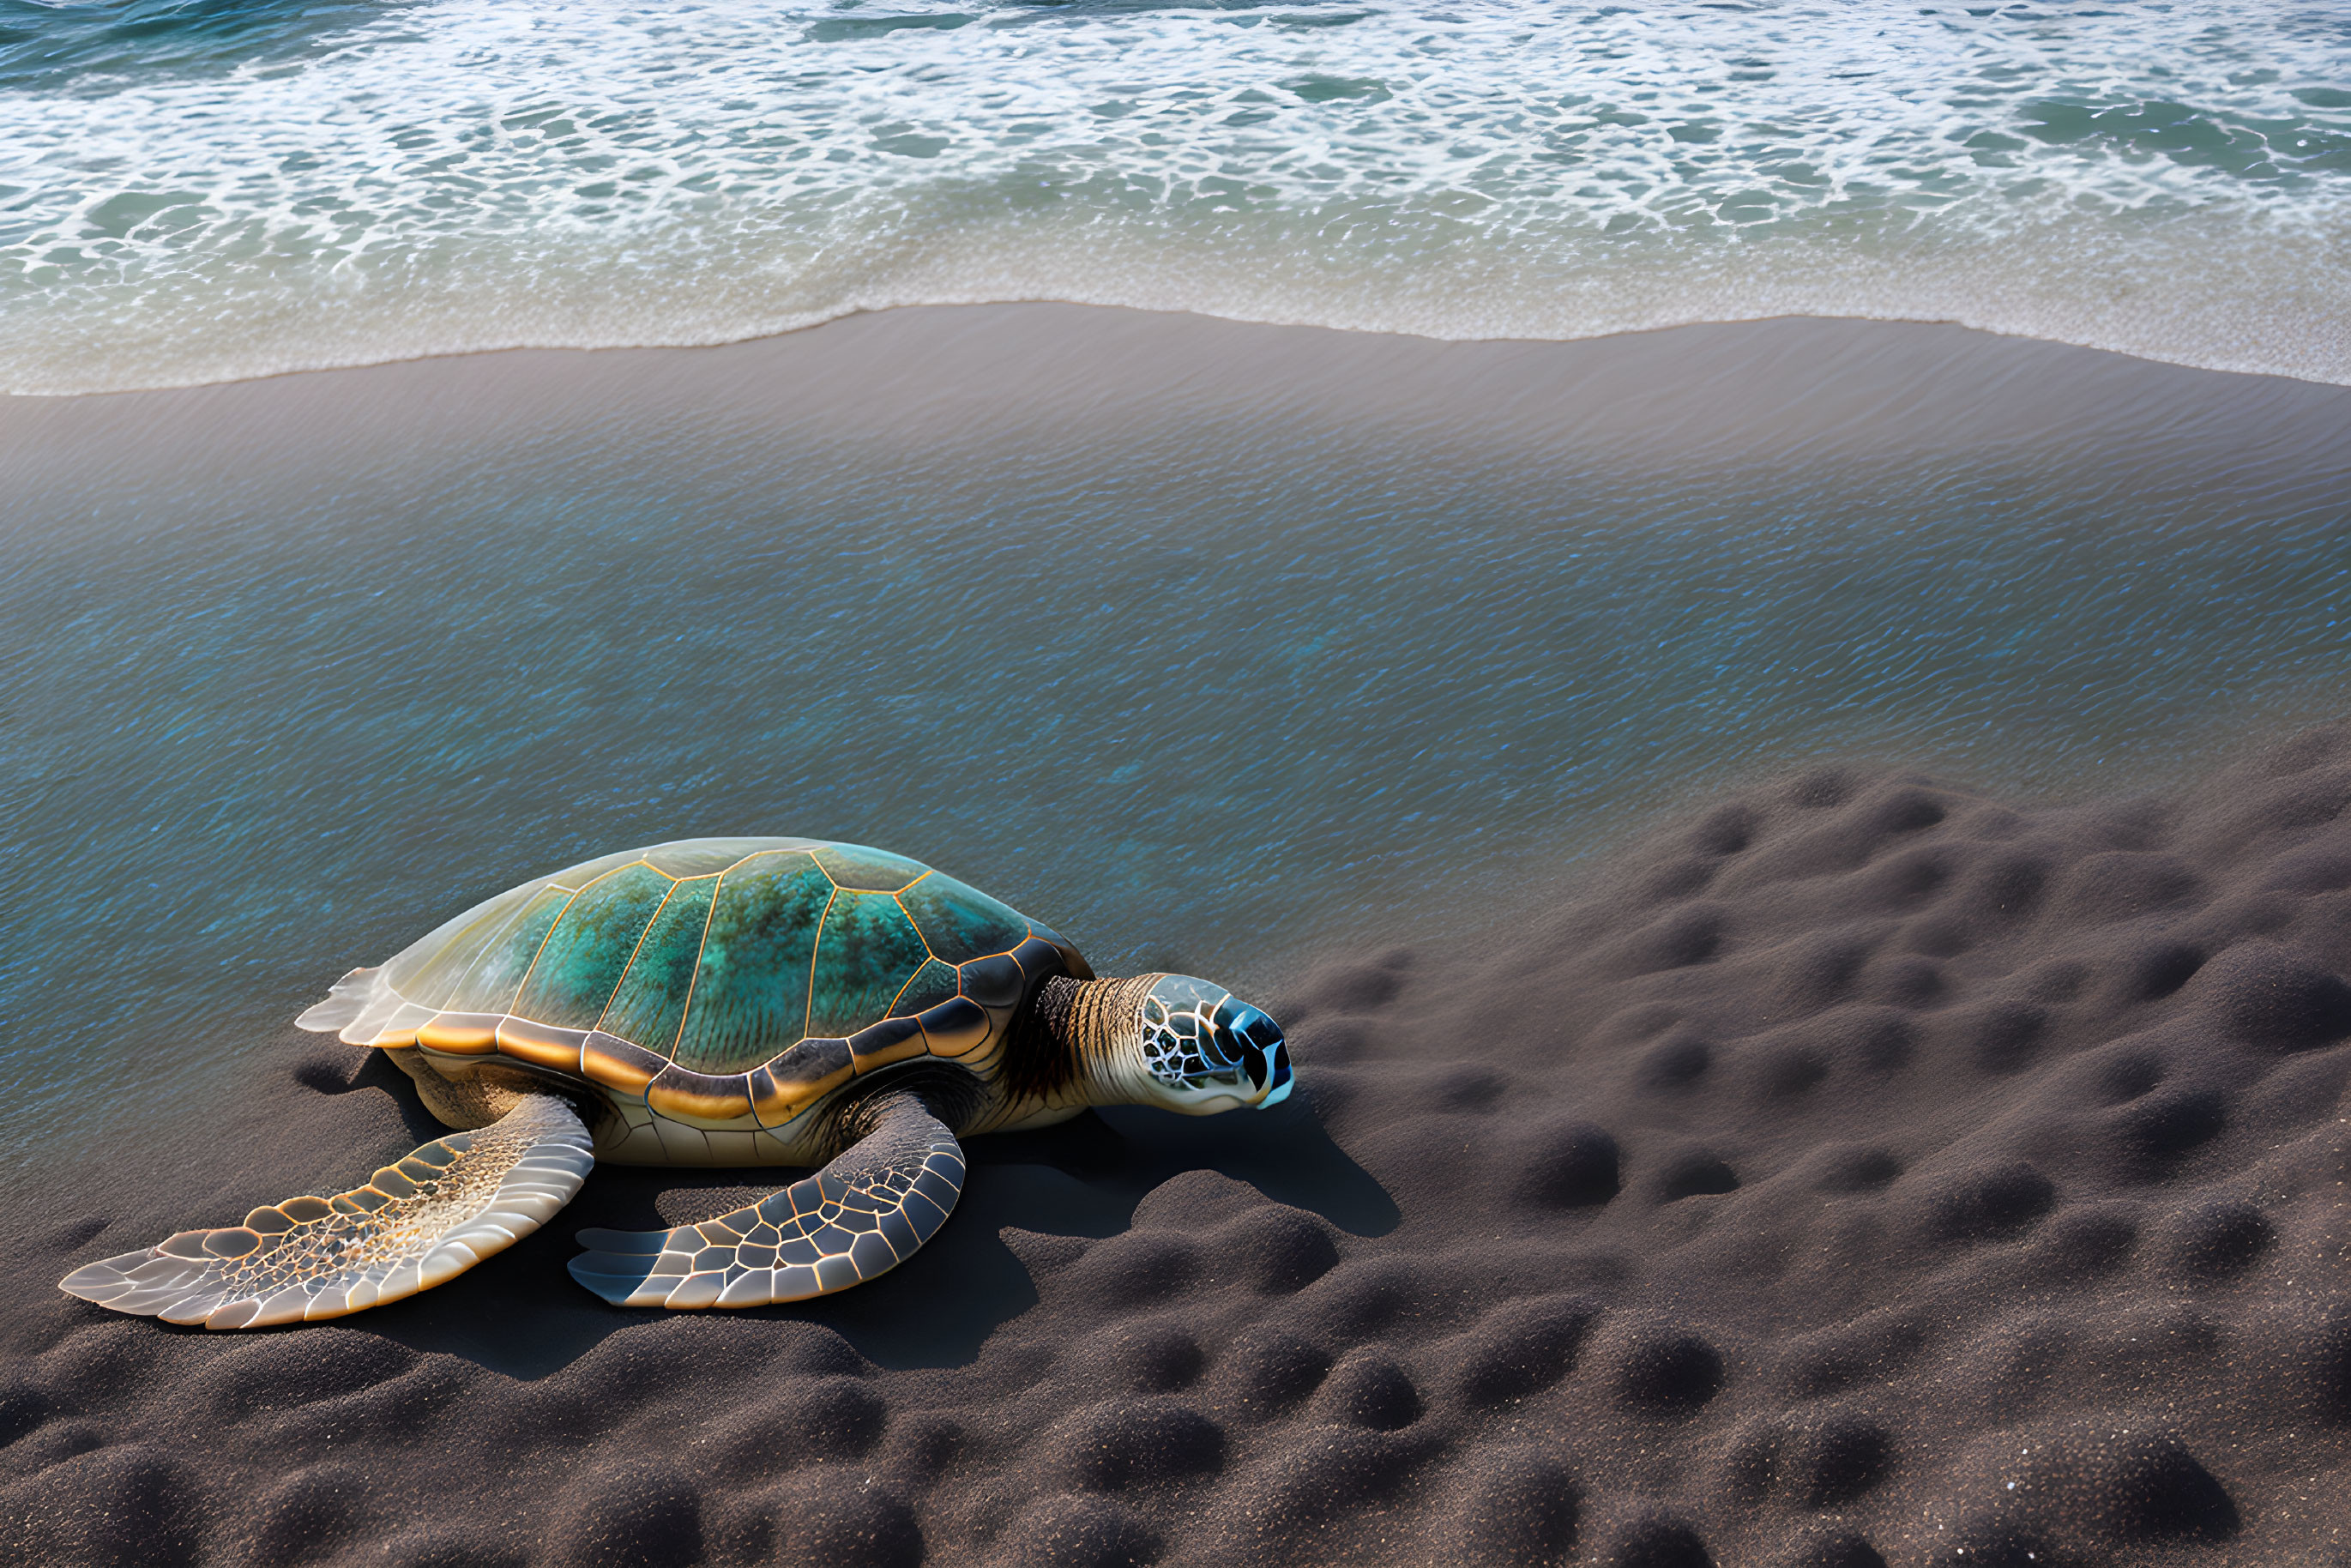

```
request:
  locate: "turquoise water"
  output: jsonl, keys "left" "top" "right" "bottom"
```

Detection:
{"left": 3, "top": 315, "right": 2348, "bottom": 1178}
{"left": 3, "top": 0, "right": 2350, "bottom": 390}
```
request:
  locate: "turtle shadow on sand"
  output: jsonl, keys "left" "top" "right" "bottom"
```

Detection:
{"left": 297, "top": 1049, "right": 1394, "bottom": 1378}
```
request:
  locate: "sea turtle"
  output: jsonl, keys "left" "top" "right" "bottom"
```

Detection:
{"left": 60, "top": 837, "right": 1292, "bottom": 1330}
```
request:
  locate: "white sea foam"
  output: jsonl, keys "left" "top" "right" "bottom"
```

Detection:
{"left": 2, "top": 0, "right": 2347, "bottom": 392}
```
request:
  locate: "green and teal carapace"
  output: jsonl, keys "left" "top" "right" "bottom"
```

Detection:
{"left": 58, "top": 838, "right": 1293, "bottom": 1329}
{"left": 360, "top": 837, "right": 1057, "bottom": 1130}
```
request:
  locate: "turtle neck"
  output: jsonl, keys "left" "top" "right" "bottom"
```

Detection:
{"left": 1022, "top": 972, "right": 1160, "bottom": 1110}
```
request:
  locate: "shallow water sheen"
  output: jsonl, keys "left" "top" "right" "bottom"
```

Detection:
{"left": 3, "top": 0, "right": 2350, "bottom": 389}
{"left": 2, "top": 312, "right": 2348, "bottom": 1180}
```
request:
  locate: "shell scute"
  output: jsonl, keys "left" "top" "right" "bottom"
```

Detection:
{"left": 810, "top": 891, "right": 931, "bottom": 1040}
{"left": 646, "top": 1064, "right": 756, "bottom": 1125}
{"left": 889, "top": 956, "right": 962, "bottom": 1018}
{"left": 768, "top": 1035, "right": 853, "bottom": 1086}
{"left": 1010, "top": 934, "right": 1076, "bottom": 982}
{"left": 582, "top": 1031, "right": 666, "bottom": 1095}
{"left": 497, "top": 1016, "right": 586, "bottom": 1074}
{"left": 848, "top": 1016, "right": 926, "bottom": 1072}
{"left": 672, "top": 851, "right": 831, "bottom": 1075}
{"left": 363, "top": 1004, "right": 432, "bottom": 1049}
{"left": 417, "top": 1013, "right": 499, "bottom": 1054}
{"left": 599, "top": 873, "right": 720, "bottom": 1053}
{"left": 512, "top": 862, "right": 673, "bottom": 1030}
{"left": 898, "top": 872, "right": 1031, "bottom": 964}
{"left": 751, "top": 1038, "right": 856, "bottom": 1127}
{"left": 918, "top": 997, "right": 991, "bottom": 1058}
{"left": 960, "top": 953, "right": 1026, "bottom": 1010}
{"left": 813, "top": 844, "right": 927, "bottom": 893}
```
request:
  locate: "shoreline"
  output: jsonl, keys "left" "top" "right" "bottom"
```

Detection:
{"left": 12, "top": 289, "right": 2351, "bottom": 404}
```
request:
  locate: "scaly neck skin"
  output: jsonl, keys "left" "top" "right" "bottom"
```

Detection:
{"left": 1029, "top": 973, "right": 1160, "bottom": 1108}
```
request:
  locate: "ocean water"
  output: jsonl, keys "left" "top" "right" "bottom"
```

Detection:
{"left": 3, "top": 0, "right": 2350, "bottom": 392}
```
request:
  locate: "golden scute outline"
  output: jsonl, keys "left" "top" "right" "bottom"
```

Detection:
{"left": 877, "top": 871, "right": 947, "bottom": 1022}
{"left": 803, "top": 882, "right": 841, "bottom": 1046}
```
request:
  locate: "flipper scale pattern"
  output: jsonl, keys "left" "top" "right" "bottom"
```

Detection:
{"left": 570, "top": 1094, "right": 962, "bottom": 1308}
{"left": 60, "top": 1095, "right": 593, "bottom": 1330}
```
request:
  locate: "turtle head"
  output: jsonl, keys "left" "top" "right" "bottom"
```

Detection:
{"left": 1127, "top": 974, "right": 1293, "bottom": 1114}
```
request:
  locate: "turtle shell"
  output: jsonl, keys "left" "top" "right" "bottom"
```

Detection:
{"left": 320, "top": 839, "right": 1091, "bottom": 1131}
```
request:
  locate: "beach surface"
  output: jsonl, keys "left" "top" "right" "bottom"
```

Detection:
{"left": 10, "top": 723, "right": 2351, "bottom": 1565}
{"left": 5, "top": 307, "right": 2351, "bottom": 1565}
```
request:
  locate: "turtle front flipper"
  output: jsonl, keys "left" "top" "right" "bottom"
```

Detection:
{"left": 60, "top": 1094, "right": 594, "bottom": 1330}
{"left": 569, "top": 1092, "right": 963, "bottom": 1309}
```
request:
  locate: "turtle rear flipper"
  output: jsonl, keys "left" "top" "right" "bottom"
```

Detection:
{"left": 570, "top": 1092, "right": 962, "bottom": 1309}
{"left": 60, "top": 1094, "right": 593, "bottom": 1330}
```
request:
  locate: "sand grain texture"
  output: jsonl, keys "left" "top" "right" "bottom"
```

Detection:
{"left": 14, "top": 727, "right": 2351, "bottom": 1565}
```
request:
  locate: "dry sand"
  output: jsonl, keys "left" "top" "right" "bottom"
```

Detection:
{"left": 12, "top": 725, "right": 2351, "bottom": 1565}
{"left": 6, "top": 311, "right": 2351, "bottom": 1567}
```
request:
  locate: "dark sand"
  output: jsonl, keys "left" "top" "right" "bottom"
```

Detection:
{"left": 13, "top": 714, "right": 2351, "bottom": 1565}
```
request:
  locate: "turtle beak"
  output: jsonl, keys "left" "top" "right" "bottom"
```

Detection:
{"left": 1233, "top": 1013, "right": 1292, "bottom": 1109}
{"left": 1210, "top": 999, "right": 1294, "bottom": 1110}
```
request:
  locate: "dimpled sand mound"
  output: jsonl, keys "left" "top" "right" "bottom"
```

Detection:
{"left": 13, "top": 727, "right": 2351, "bottom": 1567}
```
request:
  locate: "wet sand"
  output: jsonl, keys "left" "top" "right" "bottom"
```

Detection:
{"left": 6, "top": 310, "right": 2351, "bottom": 1565}
{"left": 9, "top": 303, "right": 2351, "bottom": 498}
